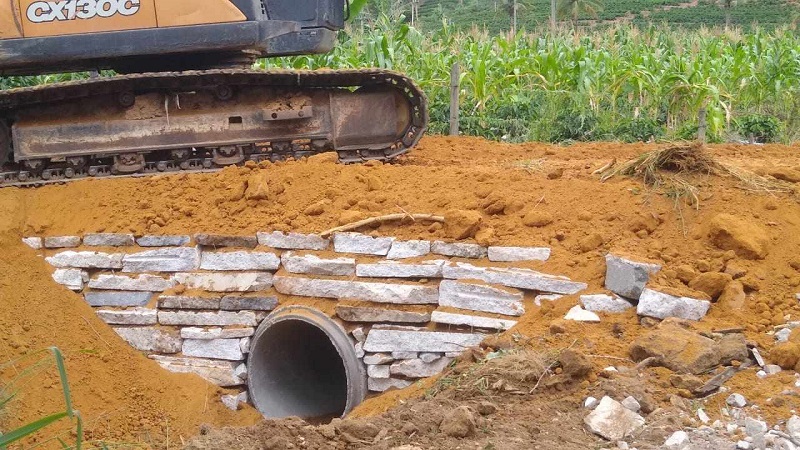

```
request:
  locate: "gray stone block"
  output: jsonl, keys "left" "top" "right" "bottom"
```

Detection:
{"left": 200, "top": 251, "right": 280, "bottom": 271}
{"left": 44, "top": 236, "right": 81, "bottom": 248}
{"left": 52, "top": 268, "right": 87, "bottom": 291}
{"left": 149, "top": 355, "right": 243, "bottom": 386}
{"left": 604, "top": 254, "right": 661, "bottom": 300}
{"left": 387, "top": 240, "right": 431, "bottom": 259}
{"left": 335, "top": 305, "right": 430, "bottom": 323}
{"left": 487, "top": 246, "right": 551, "bottom": 262}
{"left": 47, "top": 251, "right": 124, "bottom": 269}
{"left": 364, "top": 330, "right": 485, "bottom": 353}
{"left": 183, "top": 339, "right": 244, "bottom": 361}
{"left": 158, "top": 311, "right": 258, "bottom": 326}
{"left": 256, "top": 231, "right": 329, "bottom": 250}
{"left": 173, "top": 272, "right": 273, "bottom": 292}
{"left": 240, "top": 337, "right": 250, "bottom": 354}
{"left": 430, "top": 241, "right": 487, "bottom": 259}
{"left": 430, "top": 311, "right": 517, "bottom": 330}
{"left": 158, "top": 296, "right": 221, "bottom": 310}
{"left": 333, "top": 232, "right": 394, "bottom": 255}
{"left": 580, "top": 294, "right": 635, "bottom": 313}
{"left": 83, "top": 233, "right": 135, "bottom": 247}
{"left": 122, "top": 247, "right": 200, "bottom": 272}
{"left": 180, "top": 327, "right": 254, "bottom": 339}
{"left": 391, "top": 351, "right": 419, "bottom": 359}
{"left": 273, "top": 275, "right": 438, "bottom": 304}
{"left": 85, "top": 291, "right": 152, "bottom": 307}
{"left": 22, "top": 237, "right": 42, "bottom": 249}
{"left": 281, "top": 252, "right": 355, "bottom": 276}
{"left": 351, "top": 327, "right": 366, "bottom": 343}
{"left": 442, "top": 262, "right": 587, "bottom": 295}
{"left": 96, "top": 308, "right": 157, "bottom": 325}
{"left": 419, "top": 353, "right": 441, "bottom": 363}
{"left": 194, "top": 234, "right": 257, "bottom": 248}
{"left": 136, "top": 235, "right": 191, "bottom": 247}
{"left": 390, "top": 357, "right": 453, "bottom": 378}
{"left": 438, "top": 280, "right": 524, "bottom": 316}
{"left": 356, "top": 260, "right": 445, "bottom": 278}
{"left": 534, "top": 294, "right": 563, "bottom": 306}
{"left": 88, "top": 274, "right": 175, "bottom": 291}
{"left": 368, "top": 377, "right": 412, "bottom": 392}
{"left": 363, "top": 353, "right": 394, "bottom": 365}
{"left": 367, "top": 364, "right": 391, "bottom": 379}
{"left": 220, "top": 296, "right": 278, "bottom": 311}
{"left": 636, "top": 288, "right": 711, "bottom": 321}
{"left": 113, "top": 327, "right": 181, "bottom": 353}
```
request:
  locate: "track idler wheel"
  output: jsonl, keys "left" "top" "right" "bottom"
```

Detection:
{"left": 212, "top": 146, "right": 244, "bottom": 166}
{"left": 23, "top": 159, "right": 47, "bottom": 176}
{"left": 112, "top": 153, "right": 145, "bottom": 174}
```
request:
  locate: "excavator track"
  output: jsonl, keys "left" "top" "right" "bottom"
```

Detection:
{"left": 0, "top": 68, "right": 427, "bottom": 188}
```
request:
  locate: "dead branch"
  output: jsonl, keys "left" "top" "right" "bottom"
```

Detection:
{"left": 319, "top": 213, "right": 445, "bottom": 238}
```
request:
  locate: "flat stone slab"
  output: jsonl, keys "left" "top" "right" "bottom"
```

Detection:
{"left": 438, "top": 280, "right": 524, "bottom": 316}
{"left": 580, "top": 294, "right": 635, "bottom": 313}
{"left": 88, "top": 274, "right": 175, "bottom": 291}
{"left": 52, "top": 268, "right": 87, "bottom": 291}
{"left": 22, "top": 237, "right": 42, "bottom": 249}
{"left": 122, "top": 247, "right": 200, "bottom": 272}
{"left": 274, "top": 275, "right": 438, "bottom": 304}
{"left": 220, "top": 296, "right": 278, "bottom": 311}
{"left": 604, "top": 254, "right": 661, "bottom": 300}
{"left": 113, "top": 327, "right": 181, "bottom": 353}
{"left": 363, "top": 353, "right": 394, "bottom": 365}
{"left": 180, "top": 327, "right": 254, "bottom": 339}
{"left": 96, "top": 308, "right": 157, "bottom": 325}
{"left": 534, "top": 294, "right": 563, "bottom": 306}
{"left": 158, "top": 311, "right": 258, "bottom": 326}
{"left": 442, "top": 262, "right": 587, "bottom": 295}
{"left": 335, "top": 305, "right": 431, "bottom": 323}
{"left": 356, "top": 260, "right": 445, "bottom": 279}
{"left": 333, "top": 232, "right": 395, "bottom": 255}
{"left": 387, "top": 240, "right": 431, "bottom": 259}
{"left": 390, "top": 357, "right": 453, "bottom": 378}
{"left": 636, "top": 288, "right": 711, "bottom": 321}
{"left": 183, "top": 339, "right": 244, "bottom": 361}
{"left": 364, "top": 329, "right": 485, "bottom": 353}
{"left": 256, "top": 231, "right": 329, "bottom": 250}
{"left": 174, "top": 272, "right": 272, "bottom": 292}
{"left": 392, "top": 351, "right": 419, "bottom": 359}
{"left": 368, "top": 377, "right": 413, "bottom": 392}
{"left": 83, "top": 233, "right": 135, "bottom": 247}
{"left": 150, "top": 355, "right": 243, "bottom": 387}
{"left": 281, "top": 252, "right": 355, "bottom": 276}
{"left": 136, "top": 235, "right": 191, "bottom": 247}
{"left": 85, "top": 291, "right": 152, "bottom": 307}
{"left": 430, "top": 311, "right": 517, "bottom": 330}
{"left": 47, "top": 251, "right": 124, "bottom": 269}
{"left": 367, "top": 364, "right": 391, "bottom": 379}
{"left": 431, "top": 241, "right": 487, "bottom": 259}
{"left": 158, "top": 296, "right": 221, "bottom": 310}
{"left": 564, "top": 305, "right": 601, "bottom": 322}
{"left": 44, "top": 236, "right": 81, "bottom": 248}
{"left": 194, "top": 234, "right": 258, "bottom": 248}
{"left": 199, "top": 251, "right": 280, "bottom": 271}
{"left": 487, "top": 246, "right": 551, "bottom": 262}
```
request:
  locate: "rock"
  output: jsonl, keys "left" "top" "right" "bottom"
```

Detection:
{"left": 419, "top": 352, "right": 441, "bottom": 363}
{"left": 83, "top": 233, "right": 135, "bottom": 246}
{"left": 149, "top": 355, "right": 243, "bottom": 386}
{"left": 578, "top": 233, "right": 604, "bottom": 253}
{"left": 604, "top": 254, "right": 661, "bottom": 300}
{"left": 281, "top": 252, "right": 355, "bottom": 276}
{"left": 47, "top": 251, "right": 124, "bottom": 269}
{"left": 136, "top": 235, "right": 191, "bottom": 247}
{"left": 273, "top": 275, "right": 439, "bottom": 304}
{"left": 675, "top": 265, "right": 697, "bottom": 284}
{"left": 122, "top": 247, "right": 200, "bottom": 272}
{"left": 764, "top": 364, "right": 782, "bottom": 375}
{"left": 367, "top": 364, "right": 390, "bottom": 379}
{"left": 335, "top": 420, "right": 380, "bottom": 441}
{"left": 696, "top": 408, "right": 709, "bottom": 424}
{"left": 367, "top": 377, "right": 412, "bottom": 392}
{"left": 438, "top": 280, "right": 524, "bottom": 316}
{"left": 333, "top": 232, "right": 394, "bottom": 256}
{"left": 200, "top": 251, "right": 280, "bottom": 271}
{"left": 535, "top": 294, "right": 563, "bottom": 306}
{"left": 158, "top": 311, "right": 258, "bottom": 326}
{"left": 439, "top": 406, "right": 476, "bottom": 438}
{"left": 430, "top": 241, "right": 487, "bottom": 259}
{"left": 158, "top": 296, "right": 221, "bottom": 310}
{"left": 22, "top": 237, "right": 42, "bottom": 249}
{"left": 88, "top": 274, "right": 175, "bottom": 291}
{"left": 669, "top": 374, "right": 703, "bottom": 392}
{"left": 621, "top": 396, "right": 641, "bottom": 412}
{"left": 636, "top": 288, "right": 711, "bottom": 321}
{"left": 708, "top": 214, "right": 769, "bottom": 260}
{"left": 443, "top": 210, "right": 482, "bottom": 240}
{"left": 736, "top": 441, "right": 751, "bottom": 449}
{"left": 173, "top": 272, "right": 272, "bottom": 292}
{"left": 726, "top": 393, "right": 747, "bottom": 408}
{"left": 182, "top": 339, "right": 244, "bottom": 361}
{"left": 689, "top": 272, "right": 733, "bottom": 299}
{"left": 786, "top": 415, "right": 800, "bottom": 439}
{"left": 221, "top": 393, "right": 242, "bottom": 411}
{"left": 335, "top": 306, "right": 430, "bottom": 323}
{"left": 664, "top": 430, "right": 690, "bottom": 449}
{"left": 392, "top": 351, "right": 419, "bottom": 360}
{"left": 522, "top": 210, "right": 553, "bottom": 227}
{"left": 44, "top": 236, "right": 81, "bottom": 248}
{"left": 356, "top": 260, "right": 445, "bottom": 278}
{"left": 95, "top": 308, "right": 157, "bottom": 325}
{"left": 443, "top": 262, "right": 587, "bottom": 295}
{"left": 770, "top": 167, "right": 800, "bottom": 183}
{"left": 256, "top": 231, "right": 329, "bottom": 250}
{"left": 745, "top": 417, "right": 767, "bottom": 437}
{"left": 219, "top": 296, "right": 278, "bottom": 311}
{"left": 234, "top": 363, "right": 247, "bottom": 381}
{"left": 487, "top": 246, "right": 551, "bottom": 262}
{"left": 580, "top": 294, "right": 634, "bottom": 313}
{"left": 430, "top": 311, "right": 517, "bottom": 330}
{"left": 564, "top": 306, "right": 600, "bottom": 322}
{"left": 584, "top": 396, "right": 645, "bottom": 441}
{"left": 363, "top": 353, "right": 393, "bottom": 365}
{"left": 363, "top": 329, "right": 485, "bottom": 353}
{"left": 477, "top": 401, "right": 498, "bottom": 416}
{"left": 180, "top": 327, "right": 254, "bottom": 339}
{"left": 559, "top": 349, "right": 592, "bottom": 379}
{"left": 718, "top": 281, "right": 747, "bottom": 310}
{"left": 52, "top": 268, "right": 87, "bottom": 291}
{"left": 630, "top": 321, "right": 721, "bottom": 375}
{"left": 585, "top": 397, "right": 599, "bottom": 409}
{"left": 776, "top": 328, "right": 792, "bottom": 343}
{"left": 113, "top": 327, "right": 181, "bottom": 353}
{"left": 194, "top": 234, "right": 257, "bottom": 248}
{"left": 769, "top": 343, "right": 800, "bottom": 369}
{"left": 85, "top": 291, "right": 152, "bottom": 307}
{"left": 716, "top": 334, "right": 749, "bottom": 366}
{"left": 387, "top": 240, "right": 431, "bottom": 259}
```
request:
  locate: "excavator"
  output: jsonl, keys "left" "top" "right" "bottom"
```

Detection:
{"left": 0, "top": 0, "right": 427, "bottom": 186}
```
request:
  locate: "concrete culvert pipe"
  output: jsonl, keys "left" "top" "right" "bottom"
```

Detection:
{"left": 248, "top": 306, "right": 367, "bottom": 419}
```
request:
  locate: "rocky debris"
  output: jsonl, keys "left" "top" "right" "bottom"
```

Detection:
{"left": 775, "top": 328, "right": 792, "bottom": 342}
{"left": 430, "top": 311, "right": 517, "bottom": 330}
{"left": 219, "top": 296, "right": 277, "bottom": 311}
{"left": 113, "top": 327, "right": 181, "bottom": 353}
{"left": 136, "top": 235, "right": 191, "bottom": 247}
{"left": 333, "top": 232, "right": 395, "bottom": 255}
{"left": 604, "top": 254, "right": 661, "bottom": 300}
{"left": 22, "top": 237, "right": 42, "bottom": 249}
{"left": 584, "top": 396, "right": 645, "bottom": 441}
{"left": 744, "top": 417, "right": 767, "bottom": 436}
{"left": 194, "top": 234, "right": 258, "bottom": 248}
{"left": 444, "top": 262, "right": 587, "bottom": 295}
{"left": 621, "top": 396, "right": 641, "bottom": 413}
{"left": 670, "top": 374, "right": 703, "bottom": 392}
{"left": 44, "top": 236, "right": 81, "bottom": 248}
{"left": 367, "top": 365, "right": 391, "bottom": 379}
{"left": 430, "top": 241, "right": 487, "bottom": 259}
{"left": 476, "top": 401, "right": 498, "bottom": 416}
{"left": 787, "top": 416, "right": 800, "bottom": 439}
{"left": 183, "top": 339, "right": 244, "bottom": 361}
{"left": 559, "top": 349, "right": 593, "bottom": 379}
{"left": 487, "top": 246, "right": 551, "bottom": 262}
{"left": 390, "top": 357, "right": 453, "bottom": 378}
{"left": 88, "top": 274, "right": 175, "bottom": 291}
{"left": 564, "top": 305, "right": 601, "bottom": 322}
{"left": 256, "top": 231, "right": 329, "bottom": 250}
{"left": 387, "top": 240, "right": 431, "bottom": 259}
{"left": 335, "top": 306, "right": 430, "bottom": 324}
{"left": 149, "top": 355, "right": 243, "bottom": 386}
{"left": 636, "top": 288, "right": 711, "bottom": 321}
{"left": 221, "top": 391, "right": 248, "bottom": 411}
{"left": 768, "top": 342, "right": 800, "bottom": 369}
{"left": 158, "top": 296, "right": 221, "bottom": 310}
{"left": 718, "top": 281, "right": 747, "bottom": 310}
{"left": 689, "top": 272, "right": 733, "bottom": 300}
{"left": 85, "top": 291, "right": 152, "bottom": 307}
{"left": 363, "top": 353, "right": 394, "bottom": 365}
{"left": 273, "top": 275, "right": 439, "bottom": 304}
{"left": 580, "top": 294, "right": 635, "bottom": 313}
{"left": 356, "top": 260, "right": 445, "bottom": 278}
{"left": 438, "top": 280, "right": 525, "bottom": 316}
{"left": 52, "top": 268, "right": 87, "bottom": 291}
{"left": 363, "top": 329, "right": 484, "bottom": 353}
{"left": 727, "top": 393, "right": 747, "bottom": 408}
{"left": 708, "top": 214, "right": 769, "bottom": 260}
{"left": 419, "top": 353, "right": 441, "bottom": 363}
{"left": 443, "top": 209, "right": 482, "bottom": 240}
{"left": 392, "top": 351, "right": 419, "bottom": 359}
{"left": 535, "top": 294, "right": 563, "bottom": 306}
{"left": 439, "top": 406, "right": 476, "bottom": 438}
{"left": 122, "top": 247, "right": 200, "bottom": 272}
{"left": 199, "top": 251, "right": 280, "bottom": 271}
{"left": 281, "top": 252, "right": 355, "bottom": 276}
{"left": 585, "top": 397, "right": 599, "bottom": 409}
{"left": 368, "top": 377, "right": 413, "bottom": 392}
{"left": 47, "top": 251, "right": 124, "bottom": 269}
{"left": 180, "top": 327, "right": 254, "bottom": 339}
{"left": 83, "top": 233, "right": 135, "bottom": 247}
{"left": 95, "top": 308, "right": 157, "bottom": 325}
{"left": 173, "top": 272, "right": 272, "bottom": 292}
{"left": 158, "top": 311, "right": 258, "bottom": 327}
{"left": 664, "top": 430, "right": 690, "bottom": 450}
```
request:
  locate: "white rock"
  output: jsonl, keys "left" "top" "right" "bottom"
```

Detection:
{"left": 367, "top": 365, "right": 391, "bottom": 379}
{"left": 584, "top": 396, "right": 645, "bottom": 441}
{"left": 281, "top": 252, "right": 355, "bottom": 276}
{"left": 442, "top": 262, "right": 587, "bottom": 295}
{"left": 356, "top": 260, "right": 445, "bottom": 278}
{"left": 430, "top": 311, "right": 517, "bottom": 331}
{"left": 183, "top": 339, "right": 244, "bottom": 361}
{"left": 438, "top": 280, "right": 525, "bottom": 316}
{"left": 180, "top": 327, "right": 254, "bottom": 339}
{"left": 336, "top": 306, "right": 430, "bottom": 324}
{"left": 564, "top": 306, "right": 601, "bottom": 322}
{"left": 419, "top": 352, "right": 441, "bottom": 363}
{"left": 392, "top": 351, "right": 419, "bottom": 359}
{"left": 173, "top": 272, "right": 272, "bottom": 292}
{"left": 200, "top": 251, "right": 280, "bottom": 271}
{"left": 487, "top": 246, "right": 551, "bottom": 262}
{"left": 736, "top": 440, "right": 751, "bottom": 449}
{"left": 44, "top": 236, "right": 81, "bottom": 248}
{"left": 776, "top": 328, "right": 792, "bottom": 343}
{"left": 240, "top": 337, "right": 251, "bottom": 354}
{"left": 333, "top": 232, "right": 394, "bottom": 255}
{"left": 256, "top": 231, "right": 329, "bottom": 250}
{"left": 351, "top": 327, "right": 366, "bottom": 343}
{"left": 636, "top": 288, "right": 711, "bottom": 321}
{"left": 764, "top": 364, "right": 782, "bottom": 375}
{"left": 621, "top": 396, "right": 641, "bottom": 413}
{"left": 363, "top": 353, "right": 393, "bottom": 365}
{"left": 580, "top": 294, "right": 634, "bottom": 313}
{"left": 664, "top": 430, "right": 690, "bottom": 449}
{"left": 604, "top": 254, "right": 661, "bottom": 300}
{"left": 221, "top": 393, "right": 241, "bottom": 411}
{"left": 88, "top": 274, "right": 175, "bottom": 291}
{"left": 364, "top": 330, "right": 484, "bottom": 353}
{"left": 727, "top": 393, "right": 747, "bottom": 408}
{"left": 83, "top": 233, "right": 135, "bottom": 247}
{"left": 273, "top": 275, "right": 438, "bottom": 304}
{"left": 85, "top": 291, "right": 152, "bottom": 307}
{"left": 390, "top": 357, "right": 452, "bottom": 378}
{"left": 584, "top": 397, "right": 599, "bottom": 409}
{"left": 52, "top": 268, "right": 87, "bottom": 291}
{"left": 368, "top": 377, "right": 412, "bottom": 392}
{"left": 234, "top": 363, "right": 248, "bottom": 381}
{"left": 149, "top": 355, "right": 243, "bottom": 386}
{"left": 113, "top": 327, "right": 181, "bottom": 353}
{"left": 122, "top": 247, "right": 200, "bottom": 272}
{"left": 431, "top": 241, "right": 487, "bottom": 259}
{"left": 745, "top": 417, "right": 767, "bottom": 437}
{"left": 158, "top": 296, "right": 221, "bottom": 309}
{"left": 387, "top": 240, "right": 431, "bottom": 259}
{"left": 96, "top": 308, "right": 157, "bottom": 325}
{"left": 757, "top": 370, "right": 767, "bottom": 379}
{"left": 534, "top": 294, "right": 563, "bottom": 306}
{"left": 697, "top": 408, "right": 710, "bottom": 424}
{"left": 22, "top": 237, "right": 42, "bottom": 249}
{"left": 787, "top": 415, "right": 800, "bottom": 439}
{"left": 46, "top": 251, "right": 124, "bottom": 269}
{"left": 136, "top": 235, "right": 191, "bottom": 247}
{"left": 354, "top": 342, "right": 365, "bottom": 358}
{"left": 158, "top": 311, "right": 258, "bottom": 326}
{"left": 616, "top": 442, "right": 629, "bottom": 450}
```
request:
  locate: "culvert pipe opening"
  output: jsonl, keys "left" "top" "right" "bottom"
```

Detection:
{"left": 248, "top": 306, "right": 367, "bottom": 419}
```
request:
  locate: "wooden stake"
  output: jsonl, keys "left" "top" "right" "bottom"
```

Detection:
{"left": 449, "top": 62, "right": 460, "bottom": 136}
{"left": 319, "top": 213, "right": 445, "bottom": 238}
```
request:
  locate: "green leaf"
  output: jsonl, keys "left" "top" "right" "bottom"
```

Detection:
{"left": 0, "top": 412, "right": 69, "bottom": 447}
